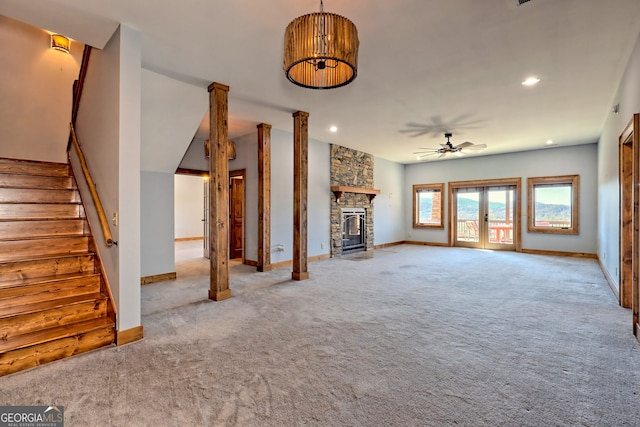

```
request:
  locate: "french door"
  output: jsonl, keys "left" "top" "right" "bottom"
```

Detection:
{"left": 451, "top": 181, "right": 519, "bottom": 251}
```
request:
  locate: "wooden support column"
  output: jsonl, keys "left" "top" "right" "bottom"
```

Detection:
{"left": 292, "top": 111, "right": 309, "bottom": 281}
{"left": 208, "top": 82, "right": 231, "bottom": 301}
{"left": 257, "top": 123, "right": 272, "bottom": 272}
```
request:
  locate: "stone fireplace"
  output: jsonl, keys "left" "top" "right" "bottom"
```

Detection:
{"left": 330, "top": 145, "right": 378, "bottom": 256}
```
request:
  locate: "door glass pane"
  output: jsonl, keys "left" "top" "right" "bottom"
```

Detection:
{"left": 456, "top": 190, "right": 480, "bottom": 242}
{"left": 487, "top": 188, "right": 514, "bottom": 245}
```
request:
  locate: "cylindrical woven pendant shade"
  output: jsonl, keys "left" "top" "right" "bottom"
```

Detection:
{"left": 284, "top": 12, "right": 359, "bottom": 89}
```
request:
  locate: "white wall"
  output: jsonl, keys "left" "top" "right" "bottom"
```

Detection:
{"left": 174, "top": 174, "right": 205, "bottom": 239}
{"left": 141, "top": 171, "right": 175, "bottom": 277}
{"left": 75, "top": 25, "right": 141, "bottom": 333}
{"left": 117, "top": 26, "right": 142, "bottom": 332}
{"left": 270, "top": 128, "right": 331, "bottom": 264}
{"left": 598, "top": 30, "right": 640, "bottom": 284}
{"left": 308, "top": 137, "right": 331, "bottom": 257}
{"left": 140, "top": 69, "right": 207, "bottom": 173}
{"left": 374, "top": 157, "right": 405, "bottom": 245}
{"left": 270, "top": 129, "right": 294, "bottom": 264}
{"left": 405, "top": 144, "right": 598, "bottom": 253}
{"left": 0, "top": 16, "right": 82, "bottom": 163}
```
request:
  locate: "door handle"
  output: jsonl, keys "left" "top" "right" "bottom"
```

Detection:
{"left": 484, "top": 213, "right": 488, "bottom": 222}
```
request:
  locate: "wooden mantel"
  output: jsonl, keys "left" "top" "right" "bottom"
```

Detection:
{"left": 331, "top": 185, "right": 381, "bottom": 203}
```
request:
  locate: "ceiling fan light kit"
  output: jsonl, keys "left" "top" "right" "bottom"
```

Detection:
{"left": 413, "top": 132, "right": 487, "bottom": 160}
{"left": 283, "top": 0, "right": 359, "bottom": 89}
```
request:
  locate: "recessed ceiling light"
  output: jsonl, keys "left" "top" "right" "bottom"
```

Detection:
{"left": 329, "top": 126, "right": 338, "bottom": 133}
{"left": 546, "top": 139, "right": 554, "bottom": 145}
{"left": 522, "top": 77, "right": 541, "bottom": 86}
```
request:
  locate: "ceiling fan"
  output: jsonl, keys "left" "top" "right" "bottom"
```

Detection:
{"left": 413, "top": 132, "right": 487, "bottom": 159}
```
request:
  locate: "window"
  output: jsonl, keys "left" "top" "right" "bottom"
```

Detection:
{"left": 527, "top": 175, "right": 579, "bottom": 234}
{"left": 413, "top": 183, "right": 444, "bottom": 228}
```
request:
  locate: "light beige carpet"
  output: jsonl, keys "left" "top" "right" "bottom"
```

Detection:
{"left": 1, "top": 243, "right": 639, "bottom": 426}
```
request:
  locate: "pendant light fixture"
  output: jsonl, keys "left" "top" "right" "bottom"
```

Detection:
{"left": 283, "top": 0, "right": 359, "bottom": 89}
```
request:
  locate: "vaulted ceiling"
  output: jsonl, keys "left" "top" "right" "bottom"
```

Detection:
{"left": 3, "top": 0, "right": 640, "bottom": 164}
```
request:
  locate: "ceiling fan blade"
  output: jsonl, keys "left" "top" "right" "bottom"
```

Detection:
{"left": 437, "top": 153, "right": 447, "bottom": 158}
{"left": 455, "top": 141, "right": 474, "bottom": 149}
{"left": 463, "top": 144, "right": 487, "bottom": 151}
{"left": 419, "top": 152, "right": 440, "bottom": 158}
{"left": 453, "top": 151, "right": 465, "bottom": 157}
{"left": 413, "top": 147, "right": 441, "bottom": 154}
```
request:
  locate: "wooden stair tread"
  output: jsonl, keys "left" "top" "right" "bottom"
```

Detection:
{"left": 0, "top": 293, "right": 105, "bottom": 319}
{"left": 0, "top": 203, "right": 84, "bottom": 220}
{"left": 0, "top": 237, "right": 91, "bottom": 262}
{"left": 0, "top": 232, "right": 90, "bottom": 242}
{"left": 0, "top": 220, "right": 87, "bottom": 241}
{"left": 0, "top": 174, "right": 75, "bottom": 190}
{"left": 0, "top": 159, "right": 70, "bottom": 177}
{"left": 0, "top": 217, "right": 84, "bottom": 222}
{"left": 0, "top": 317, "right": 114, "bottom": 354}
{"left": 0, "top": 271, "right": 100, "bottom": 289}
{"left": 0, "top": 252, "right": 95, "bottom": 266}
{"left": 0, "top": 187, "right": 80, "bottom": 204}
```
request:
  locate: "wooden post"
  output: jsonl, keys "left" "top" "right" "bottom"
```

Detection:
{"left": 208, "top": 82, "right": 231, "bottom": 301}
{"left": 292, "top": 111, "right": 309, "bottom": 281}
{"left": 257, "top": 123, "right": 272, "bottom": 272}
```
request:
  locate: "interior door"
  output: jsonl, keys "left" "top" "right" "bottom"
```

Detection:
{"left": 229, "top": 175, "right": 244, "bottom": 260}
{"left": 454, "top": 186, "right": 516, "bottom": 250}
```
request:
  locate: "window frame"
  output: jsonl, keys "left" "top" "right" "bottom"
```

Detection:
{"left": 413, "top": 183, "right": 445, "bottom": 229}
{"left": 527, "top": 175, "right": 579, "bottom": 234}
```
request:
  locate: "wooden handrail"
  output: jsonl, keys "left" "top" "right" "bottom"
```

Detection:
{"left": 67, "top": 46, "right": 92, "bottom": 152}
{"left": 69, "top": 123, "right": 115, "bottom": 247}
{"left": 72, "top": 45, "right": 92, "bottom": 126}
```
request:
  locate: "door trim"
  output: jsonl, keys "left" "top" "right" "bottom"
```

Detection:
{"left": 448, "top": 177, "right": 522, "bottom": 251}
{"left": 619, "top": 114, "right": 639, "bottom": 329}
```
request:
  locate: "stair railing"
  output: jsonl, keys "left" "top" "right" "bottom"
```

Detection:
{"left": 69, "top": 123, "right": 115, "bottom": 247}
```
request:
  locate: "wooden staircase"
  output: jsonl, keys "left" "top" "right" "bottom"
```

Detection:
{"left": 0, "top": 158, "right": 115, "bottom": 376}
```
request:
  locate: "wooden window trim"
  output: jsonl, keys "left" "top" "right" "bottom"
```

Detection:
{"left": 527, "top": 175, "right": 579, "bottom": 234}
{"left": 413, "top": 183, "right": 445, "bottom": 229}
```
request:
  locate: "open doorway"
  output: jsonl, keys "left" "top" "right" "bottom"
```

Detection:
{"left": 174, "top": 172, "right": 207, "bottom": 260}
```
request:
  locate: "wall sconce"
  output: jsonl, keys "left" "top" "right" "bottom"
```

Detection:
{"left": 50, "top": 34, "right": 70, "bottom": 53}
